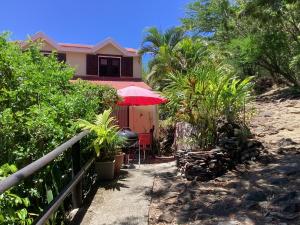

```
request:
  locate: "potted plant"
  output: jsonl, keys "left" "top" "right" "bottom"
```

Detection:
{"left": 114, "top": 150, "right": 125, "bottom": 177}
{"left": 78, "top": 108, "right": 125, "bottom": 180}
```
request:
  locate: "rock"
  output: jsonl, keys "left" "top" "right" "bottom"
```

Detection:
{"left": 278, "top": 145, "right": 299, "bottom": 154}
{"left": 217, "top": 221, "right": 240, "bottom": 225}
{"left": 283, "top": 202, "right": 300, "bottom": 213}
{"left": 233, "top": 128, "right": 241, "bottom": 136}
{"left": 217, "top": 216, "right": 255, "bottom": 225}
{"left": 165, "top": 196, "right": 178, "bottom": 204}
{"left": 165, "top": 191, "right": 178, "bottom": 199}
{"left": 173, "top": 122, "right": 197, "bottom": 152}
{"left": 273, "top": 191, "right": 298, "bottom": 204}
{"left": 268, "top": 129, "right": 279, "bottom": 135}
{"left": 268, "top": 211, "right": 299, "bottom": 220}
{"left": 209, "top": 163, "right": 216, "bottom": 169}
{"left": 286, "top": 168, "right": 300, "bottom": 176}
{"left": 245, "top": 201, "right": 260, "bottom": 210}
{"left": 158, "top": 212, "right": 174, "bottom": 223}
{"left": 261, "top": 111, "right": 273, "bottom": 117}
{"left": 244, "top": 190, "right": 267, "bottom": 202}
{"left": 176, "top": 121, "right": 262, "bottom": 181}
{"left": 278, "top": 138, "right": 298, "bottom": 147}
{"left": 270, "top": 177, "right": 289, "bottom": 185}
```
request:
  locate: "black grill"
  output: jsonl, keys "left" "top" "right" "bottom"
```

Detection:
{"left": 118, "top": 127, "right": 138, "bottom": 154}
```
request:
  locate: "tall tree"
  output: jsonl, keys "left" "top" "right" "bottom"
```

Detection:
{"left": 140, "top": 27, "right": 186, "bottom": 88}
{"left": 183, "top": 0, "right": 300, "bottom": 87}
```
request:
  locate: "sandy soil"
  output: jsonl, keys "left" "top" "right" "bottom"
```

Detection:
{"left": 149, "top": 88, "right": 300, "bottom": 225}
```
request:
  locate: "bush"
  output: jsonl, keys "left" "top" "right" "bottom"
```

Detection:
{"left": 163, "top": 63, "right": 253, "bottom": 148}
{"left": 0, "top": 33, "right": 118, "bottom": 222}
{"left": 0, "top": 164, "right": 32, "bottom": 225}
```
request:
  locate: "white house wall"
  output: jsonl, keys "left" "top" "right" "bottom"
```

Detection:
{"left": 129, "top": 105, "right": 158, "bottom": 137}
{"left": 34, "top": 40, "right": 142, "bottom": 78}
{"left": 95, "top": 43, "right": 124, "bottom": 55}
{"left": 66, "top": 52, "right": 86, "bottom": 76}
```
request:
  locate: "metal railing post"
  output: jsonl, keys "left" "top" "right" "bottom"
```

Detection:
{"left": 71, "top": 141, "right": 82, "bottom": 208}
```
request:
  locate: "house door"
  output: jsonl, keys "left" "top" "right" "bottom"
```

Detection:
{"left": 99, "top": 57, "right": 121, "bottom": 77}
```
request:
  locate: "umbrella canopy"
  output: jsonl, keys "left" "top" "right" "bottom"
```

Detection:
{"left": 117, "top": 86, "right": 167, "bottom": 106}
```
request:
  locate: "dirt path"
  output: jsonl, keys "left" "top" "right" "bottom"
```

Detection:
{"left": 74, "top": 162, "right": 176, "bottom": 225}
{"left": 149, "top": 90, "right": 300, "bottom": 225}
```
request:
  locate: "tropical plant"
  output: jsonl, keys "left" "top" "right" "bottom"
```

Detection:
{"left": 163, "top": 63, "right": 253, "bottom": 148}
{"left": 140, "top": 26, "right": 186, "bottom": 88}
{"left": 0, "top": 164, "right": 32, "bottom": 225}
{"left": 140, "top": 26, "right": 186, "bottom": 56}
{"left": 78, "top": 109, "right": 125, "bottom": 161}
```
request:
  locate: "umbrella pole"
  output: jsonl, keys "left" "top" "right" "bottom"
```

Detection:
{"left": 133, "top": 106, "right": 141, "bottom": 167}
{"left": 139, "top": 140, "right": 141, "bottom": 167}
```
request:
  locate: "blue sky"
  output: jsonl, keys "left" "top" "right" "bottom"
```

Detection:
{"left": 0, "top": 0, "right": 189, "bottom": 53}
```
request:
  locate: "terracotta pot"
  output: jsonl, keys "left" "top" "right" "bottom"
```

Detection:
{"left": 95, "top": 160, "right": 115, "bottom": 180}
{"left": 114, "top": 153, "right": 125, "bottom": 177}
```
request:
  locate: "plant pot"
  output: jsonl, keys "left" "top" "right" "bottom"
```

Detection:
{"left": 114, "top": 153, "right": 125, "bottom": 177}
{"left": 95, "top": 160, "right": 115, "bottom": 180}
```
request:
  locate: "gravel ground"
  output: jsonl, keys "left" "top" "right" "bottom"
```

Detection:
{"left": 74, "top": 161, "right": 176, "bottom": 225}
{"left": 149, "top": 88, "right": 300, "bottom": 225}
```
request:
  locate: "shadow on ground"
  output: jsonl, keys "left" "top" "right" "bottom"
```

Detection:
{"left": 149, "top": 154, "right": 300, "bottom": 225}
{"left": 70, "top": 170, "right": 131, "bottom": 224}
{"left": 257, "top": 87, "right": 300, "bottom": 102}
{"left": 105, "top": 216, "right": 140, "bottom": 225}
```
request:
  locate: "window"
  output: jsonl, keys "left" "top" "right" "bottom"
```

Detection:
{"left": 99, "top": 57, "right": 120, "bottom": 77}
{"left": 100, "top": 58, "right": 108, "bottom": 65}
{"left": 40, "top": 51, "right": 66, "bottom": 63}
{"left": 41, "top": 51, "right": 52, "bottom": 57}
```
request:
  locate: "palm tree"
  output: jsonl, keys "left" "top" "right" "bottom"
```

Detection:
{"left": 140, "top": 26, "right": 185, "bottom": 56}
{"left": 140, "top": 27, "right": 186, "bottom": 89}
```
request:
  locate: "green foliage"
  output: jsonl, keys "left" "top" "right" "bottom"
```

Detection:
{"left": 183, "top": 0, "right": 300, "bottom": 88}
{"left": 78, "top": 109, "right": 125, "bottom": 161}
{"left": 0, "top": 34, "right": 118, "bottom": 165}
{"left": 163, "top": 64, "right": 253, "bottom": 148}
{"left": 0, "top": 33, "right": 118, "bottom": 222}
{"left": 142, "top": 37, "right": 208, "bottom": 90}
{"left": 140, "top": 26, "right": 186, "bottom": 89}
{"left": 0, "top": 164, "right": 32, "bottom": 225}
{"left": 182, "top": 0, "right": 237, "bottom": 40}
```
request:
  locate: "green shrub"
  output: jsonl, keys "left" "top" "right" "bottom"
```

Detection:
{"left": 0, "top": 164, "right": 32, "bottom": 225}
{"left": 78, "top": 108, "right": 125, "bottom": 161}
{"left": 163, "top": 64, "right": 253, "bottom": 148}
{"left": 0, "top": 33, "right": 118, "bottom": 223}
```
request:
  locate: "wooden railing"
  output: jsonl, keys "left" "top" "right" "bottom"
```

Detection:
{"left": 0, "top": 130, "right": 93, "bottom": 225}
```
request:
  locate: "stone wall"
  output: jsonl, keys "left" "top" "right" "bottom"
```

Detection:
{"left": 175, "top": 122, "right": 263, "bottom": 181}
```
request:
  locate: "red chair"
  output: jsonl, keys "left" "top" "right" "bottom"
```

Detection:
{"left": 138, "top": 133, "right": 152, "bottom": 161}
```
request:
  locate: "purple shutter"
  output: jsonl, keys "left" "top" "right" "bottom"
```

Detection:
{"left": 86, "top": 54, "right": 98, "bottom": 75}
{"left": 121, "top": 57, "right": 133, "bottom": 77}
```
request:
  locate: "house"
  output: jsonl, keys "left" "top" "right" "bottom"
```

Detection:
{"left": 21, "top": 32, "right": 158, "bottom": 136}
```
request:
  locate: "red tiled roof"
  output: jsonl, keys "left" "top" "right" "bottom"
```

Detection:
{"left": 125, "top": 48, "right": 138, "bottom": 53}
{"left": 58, "top": 43, "right": 93, "bottom": 49}
{"left": 71, "top": 79, "right": 151, "bottom": 90}
{"left": 58, "top": 43, "right": 138, "bottom": 53}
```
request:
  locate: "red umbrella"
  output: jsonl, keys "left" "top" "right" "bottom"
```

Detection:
{"left": 116, "top": 86, "right": 167, "bottom": 165}
{"left": 117, "top": 86, "right": 167, "bottom": 106}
